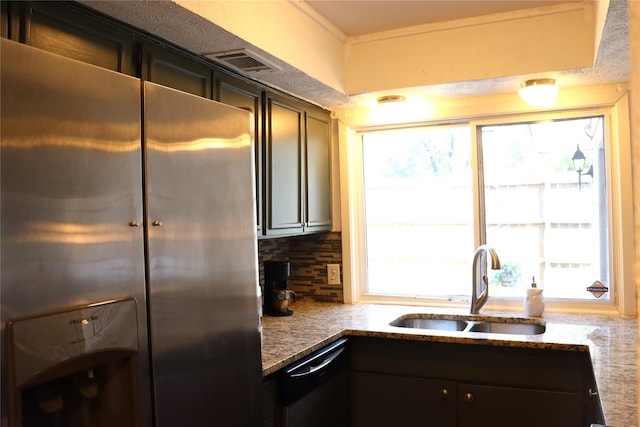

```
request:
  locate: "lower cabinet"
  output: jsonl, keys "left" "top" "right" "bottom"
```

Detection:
{"left": 458, "top": 383, "right": 583, "bottom": 427}
{"left": 268, "top": 337, "right": 604, "bottom": 427}
{"left": 263, "top": 376, "right": 279, "bottom": 427}
{"left": 352, "top": 371, "right": 584, "bottom": 427}
{"left": 351, "top": 372, "right": 456, "bottom": 427}
{"left": 349, "top": 337, "right": 602, "bottom": 427}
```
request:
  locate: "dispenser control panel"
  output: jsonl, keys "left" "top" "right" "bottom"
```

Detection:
{"left": 7, "top": 298, "right": 139, "bottom": 388}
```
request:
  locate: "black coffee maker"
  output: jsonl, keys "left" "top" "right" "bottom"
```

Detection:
{"left": 263, "top": 260, "right": 295, "bottom": 316}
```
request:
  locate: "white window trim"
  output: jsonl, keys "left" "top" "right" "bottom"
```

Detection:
{"left": 339, "top": 98, "right": 635, "bottom": 317}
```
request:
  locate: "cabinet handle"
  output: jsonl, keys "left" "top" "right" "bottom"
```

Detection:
{"left": 464, "top": 393, "right": 474, "bottom": 403}
{"left": 152, "top": 220, "right": 163, "bottom": 227}
{"left": 588, "top": 388, "right": 598, "bottom": 397}
{"left": 129, "top": 221, "right": 140, "bottom": 227}
{"left": 440, "top": 389, "right": 449, "bottom": 397}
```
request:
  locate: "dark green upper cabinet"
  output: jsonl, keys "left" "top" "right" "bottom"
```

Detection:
{"left": 264, "top": 91, "right": 331, "bottom": 237}
{"left": 9, "top": 1, "right": 136, "bottom": 75}
{"left": 265, "top": 93, "right": 305, "bottom": 236}
{"left": 305, "top": 107, "right": 332, "bottom": 233}
{"left": 216, "top": 73, "right": 265, "bottom": 234}
{"left": 1, "top": 2, "right": 8, "bottom": 39}
{"left": 1, "top": 1, "right": 333, "bottom": 240}
{"left": 139, "top": 41, "right": 213, "bottom": 99}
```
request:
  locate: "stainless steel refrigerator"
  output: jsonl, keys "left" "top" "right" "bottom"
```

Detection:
{"left": 1, "top": 39, "right": 263, "bottom": 427}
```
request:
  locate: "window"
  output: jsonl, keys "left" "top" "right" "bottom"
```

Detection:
{"left": 362, "top": 125, "right": 474, "bottom": 298}
{"left": 479, "top": 117, "right": 609, "bottom": 301}
{"left": 358, "top": 113, "right": 614, "bottom": 308}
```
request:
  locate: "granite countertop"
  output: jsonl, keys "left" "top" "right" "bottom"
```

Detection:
{"left": 261, "top": 299, "right": 637, "bottom": 427}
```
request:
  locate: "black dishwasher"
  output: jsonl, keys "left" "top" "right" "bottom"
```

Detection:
{"left": 278, "top": 337, "right": 349, "bottom": 427}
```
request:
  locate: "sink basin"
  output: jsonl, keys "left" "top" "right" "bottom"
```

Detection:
{"left": 467, "top": 321, "right": 546, "bottom": 335}
{"left": 389, "top": 314, "right": 546, "bottom": 335}
{"left": 390, "top": 316, "right": 467, "bottom": 331}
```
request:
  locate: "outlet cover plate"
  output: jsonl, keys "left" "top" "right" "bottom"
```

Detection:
{"left": 327, "top": 264, "right": 341, "bottom": 285}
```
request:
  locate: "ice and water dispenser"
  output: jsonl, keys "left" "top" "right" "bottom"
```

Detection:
{"left": 5, "top": 298, "right": 141, "bottom": 427}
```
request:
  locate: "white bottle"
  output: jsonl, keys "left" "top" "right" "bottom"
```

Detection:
{"left": 524, "top": 276, "right": 544, "bottom": 317}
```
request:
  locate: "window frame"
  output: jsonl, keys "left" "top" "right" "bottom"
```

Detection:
{"left": 344, "top": 106, "right": 634, "bottom": 315}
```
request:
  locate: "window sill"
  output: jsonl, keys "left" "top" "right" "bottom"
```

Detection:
{"left": 357, "top": 293, "right": 621, "bottom": 316}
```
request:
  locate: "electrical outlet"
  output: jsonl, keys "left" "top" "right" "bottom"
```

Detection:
{"left": 327, "top": 264, "right": 341, "bottom": 285}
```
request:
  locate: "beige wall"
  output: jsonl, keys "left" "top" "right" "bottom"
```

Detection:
{"left": 631, "top": 0, "right": 640, "bottom": 422}
{"left": 345, "top": 4, "right": 601, "bottom": 95}
{"left": 170, "top": 1, "right": 606, "bottom": 99}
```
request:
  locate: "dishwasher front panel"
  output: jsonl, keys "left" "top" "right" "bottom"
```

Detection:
{"left": 282, "top": 368, "right": 349, "bottom": 427}
{"left": 278, "top": 337, "right": 349, "bottom": 427}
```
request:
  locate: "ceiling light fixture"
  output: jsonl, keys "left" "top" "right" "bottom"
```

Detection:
{"left": 518, "top": 78, "right": 559, "bottom": 108}
{"left": 369, "top": 94, "right": 432, "bottom": 124}
{"left": 377, "top": 95, "right": 406, "bottom": 104}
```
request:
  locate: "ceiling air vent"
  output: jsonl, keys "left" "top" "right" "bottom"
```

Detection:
{"left": 204, "top": 49, "right": 281, "bottom": 73}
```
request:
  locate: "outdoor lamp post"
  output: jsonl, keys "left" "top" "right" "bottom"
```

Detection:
{"left": 571, "top": 144, "right": 593, "bottom": 190}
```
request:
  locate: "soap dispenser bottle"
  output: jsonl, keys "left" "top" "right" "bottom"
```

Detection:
{"left": 524, "top": 276, "right": 545, "bottom": 317}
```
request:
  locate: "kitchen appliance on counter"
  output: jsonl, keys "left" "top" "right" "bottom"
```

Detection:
{"left": 264, "top": 261, "right": 296, "bottom": 316}
{"left": 1, "top": 39, "right": 262, "bottom": 427}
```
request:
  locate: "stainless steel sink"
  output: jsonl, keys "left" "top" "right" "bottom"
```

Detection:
{"left": 390, "top": 316, "right": 468, "bottom": 331}
{"left": 467, "top": 321, "right": 546, "bottom": 335}
{"left": 389, "top": 314, "right": 545, "bottom": 335}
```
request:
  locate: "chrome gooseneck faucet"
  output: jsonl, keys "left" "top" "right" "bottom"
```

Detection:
{"left": 470, "top": 245, "right": 501, "bottom": 314}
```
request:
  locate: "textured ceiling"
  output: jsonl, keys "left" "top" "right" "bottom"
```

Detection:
{"left": 79, "top": 0, "right": 629, "bottom": 111}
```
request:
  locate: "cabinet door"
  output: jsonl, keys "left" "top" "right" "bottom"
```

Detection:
{"left": 2, "top": 1, "right": 9, "bottom": 39}
{"left": 351, "top": 372, "right": 456, "bottom": 427}
{"left": 265, "top": 94, "right": 305, "bottom": 236}
{"left": 140, "top": 41, "right": 213, "bottom": 98}
{"left": 305, "top": 110, "right": 332, "bottom": 232}
{"left": 458, "top": 383, "right": 583, "bottom": 427}
{"left": 218, "top": 73, "right": 264, "bottom": 234}
{"left": 262, "top": 376, "right": 278, "bottom": 427}
{"left": 15, "top": 1, "right": 135, "bottom": 74}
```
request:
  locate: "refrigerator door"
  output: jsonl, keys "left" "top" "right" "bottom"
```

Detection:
{"left": 143, "top": 82, "right": 262, "bottom": 426}
{"left": 1, "top": 39, "right": 150, "bottom": 426}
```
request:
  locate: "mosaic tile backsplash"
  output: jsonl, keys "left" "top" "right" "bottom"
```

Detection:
{"left": 258, "top": 232, "right": 343, "bottom": 302}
